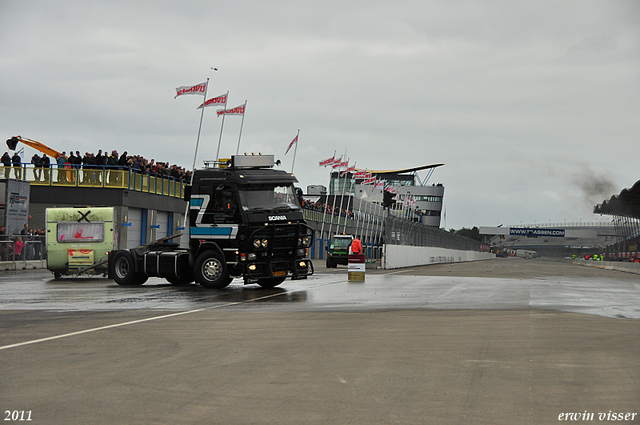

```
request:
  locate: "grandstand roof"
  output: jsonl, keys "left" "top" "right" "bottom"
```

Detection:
{"left": 357, "top": 164, "right": 445, "bottom": 174}
{"left": 594, "top": 180, "right": 640, "bottom": 219}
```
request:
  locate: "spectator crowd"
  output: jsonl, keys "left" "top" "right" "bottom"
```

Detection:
{"left": 302, "top": 199, "right": 355, "bottom": 219}
{"left": 2, "top": 149, "right": 192, "bottom": 183}
{"left": 0, "top": 223, "right": 45, "bottom": 261}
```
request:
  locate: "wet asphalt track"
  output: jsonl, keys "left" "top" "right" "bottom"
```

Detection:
{"left": 0, "top": 258, "right": 639, "bottom": 424}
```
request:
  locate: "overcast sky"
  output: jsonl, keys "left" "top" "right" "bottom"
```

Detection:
{"left": 1, "top": 1, "right": 638, "bottom": 229}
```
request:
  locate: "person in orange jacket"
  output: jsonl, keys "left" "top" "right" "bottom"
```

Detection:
{"left": 351, "top": 237, "right": 362, "bottom": 255}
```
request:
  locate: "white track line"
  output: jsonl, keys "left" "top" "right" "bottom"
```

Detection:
{"left": 0, "top": 290, "right": 291, "bottom": 351}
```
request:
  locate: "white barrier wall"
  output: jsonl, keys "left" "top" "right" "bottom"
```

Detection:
{"left": 577, "top": 260, "right": 640, "bottom": 275}
{"left": 383, "top": 245, "right": 494, "bottom": 269}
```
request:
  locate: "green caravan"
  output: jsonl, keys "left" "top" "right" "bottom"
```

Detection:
{"left": 46, "top": 207, "right": 116, "bottom": 279}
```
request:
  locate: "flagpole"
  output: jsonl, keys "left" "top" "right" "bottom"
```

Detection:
{"left": 215, "top": 91, "right": 229, "bottom": 163}
{"left": 337, "top": 154, "right": 349, "bottom": 235}
{"left": 190, "top": 78, "right": 209, "bottom": 173}
{"left": 327, "top": 156, "right": 343, "bottom": 241}
{"left": 342, "top": 162, "right": 355, "bottom": 234}
{"left": 290, "top": 129, "right": 300, "bottom": 173}
{"left": 318, "top": 150, "right": 335, "bottom": 255}
{"left": 235, "top": 100, "right": 247, "bottom": 155}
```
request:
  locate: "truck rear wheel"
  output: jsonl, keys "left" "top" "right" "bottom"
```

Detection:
{"left": 111, "top": 251, "right": 148, "bottom": 286}
{"left": 194, "top": 250, "right": 232, "bottom": 289}
{"left": 257, "top": 276, "right": 287, "bottom": 288}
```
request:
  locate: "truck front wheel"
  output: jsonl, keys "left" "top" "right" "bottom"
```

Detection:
{"left": 194, "top": 250, "right": 232, "bottom": 289}
{"left": 111, "top": 251, "right": 148, "bottom": 286}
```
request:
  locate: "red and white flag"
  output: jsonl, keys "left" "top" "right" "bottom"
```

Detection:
{"left": 331, "top": 158, "right": 344, "bottom": 169}
{"left": 340, "top": 164, "right": 356, "bottom": 176}
{"left": 175, "top": 81, "right": 207, "bottom": 98}
{"left": 285, "top": 134, "right": 298, "bottom": 155}
{"left": 361, "top": 177, "right": 376, "bottom": 185}
{"left": 197, "top": 93, "right": 228, "bottom": 109}
{"left": 374, "top": 180, "right": 385, "bottom": 190}
{"left": 217, "top": 103, "right": 246, "bottom": 116}
{"left": 353, "top": 170, "right": 369, "bottom": 178}
{"left": 319, "top": 155, "right": 335, "bottom": 167}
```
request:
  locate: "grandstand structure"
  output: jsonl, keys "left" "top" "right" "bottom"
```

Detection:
{"left": 327, "top": 163, "right": 446, "bottom": 227}
{"left": 594, "top": 180, "right": 640, "bottom": 260}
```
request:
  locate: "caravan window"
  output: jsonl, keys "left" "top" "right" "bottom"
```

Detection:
{"left": 57, "top": 222, "right": 105, "bottom": 243}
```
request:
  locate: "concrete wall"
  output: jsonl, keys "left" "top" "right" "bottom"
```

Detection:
{"left": 577, "top": 259, "right": 640, "bottom": 275}
{"left": 383, "top": 245, "right": 494, "bottom": 269}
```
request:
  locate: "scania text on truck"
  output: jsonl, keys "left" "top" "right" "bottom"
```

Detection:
{"left": 107, "top": 155, "right": 314, "bottom": 289}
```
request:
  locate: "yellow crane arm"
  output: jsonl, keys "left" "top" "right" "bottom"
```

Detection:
{"left": 6, "top": 136, "right": 62, "bottom": 159}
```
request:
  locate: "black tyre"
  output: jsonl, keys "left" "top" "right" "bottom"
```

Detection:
{"left": 111, "top": 251, "right": 148, "bottom": 286}
{"left": 257, "top": 276, "right": 287, "bottom": 288}
{"left": 194, "top": 250, "right": 232, "bottom": 289}
{"left": 53, "top": 271, "right": 63, "bottom": 280}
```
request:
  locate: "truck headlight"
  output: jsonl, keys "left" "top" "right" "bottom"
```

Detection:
{"left": 253, "top": 239, "right": 268, "bottom": 249}
{"left": 298, "top": 236, "right": 311, "bottom": 247}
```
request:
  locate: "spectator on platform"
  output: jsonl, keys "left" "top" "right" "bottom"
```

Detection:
{"left": 11, "top": 152, "right": 21, "bottom": 179}
{"left": 2, "top": 152, "right": 11, "bottom": 178}
{"left": 41, "top": 154, "right": 51, "bottom": 183}
{"left": 56, "top": 152, "right": 67, "bottom": 183}
{"left": 31, "top": 153, "right": 42, "bottom": 181}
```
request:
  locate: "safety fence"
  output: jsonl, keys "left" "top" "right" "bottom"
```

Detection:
{"left": 304, "top": 201, "right": 486, "bottom": 262}
{"left": 2, "top": 165, "right": 185, "bottom": 198}
{"left": 384, "top": 214, "right": 483, "bottom": 251}
{"left": 0, "top": 238, "right": 44, "bottom": 263}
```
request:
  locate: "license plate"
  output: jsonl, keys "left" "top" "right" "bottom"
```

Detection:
{"left": 273, "top": 271, "right": 286, "bottom": 277}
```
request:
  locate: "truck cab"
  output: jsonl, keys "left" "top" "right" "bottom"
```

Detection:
{"left": 108, "top": 155, "right": 314, "bottom": 289}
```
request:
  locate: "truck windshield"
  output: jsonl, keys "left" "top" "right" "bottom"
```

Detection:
{"left": 239, "top": 185, "right": 300, "bottom": 211}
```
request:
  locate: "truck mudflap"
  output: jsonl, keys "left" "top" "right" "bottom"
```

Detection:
{"left": 245, "top": 258, "right": 314, "bottom": 281}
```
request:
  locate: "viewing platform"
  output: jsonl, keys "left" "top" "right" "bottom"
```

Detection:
{"left": 4, "top": 164, "right": 186, "bottom": 198}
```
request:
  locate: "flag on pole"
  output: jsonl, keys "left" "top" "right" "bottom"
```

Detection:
{"left": 197, "top": 93, "right": 228, "bottom": 109}
{"left": 374, "top": 180, "right": 385, "bottom": 190}
{"left": 175, "top": 81, "right": 208, "bottom": 98}
{"left": 285, "top": 134, "right": 298, "bottom": 155}
{"left": 217, "top": 103, "right": 246, "bottom": 116}
{"left": 319, "top": 155, "right": 335, "bottom": 167}
{"left": 353, "top": 170, "right": 370, "bottom": 179}
{"left": 361, "top": 177, "right": 376, "bottom": 185}
{"left": 340, "top": 164, "right": 355, "bottom": 176}
{"left": 331, "top": 157, "right": 344, "bottom": 169}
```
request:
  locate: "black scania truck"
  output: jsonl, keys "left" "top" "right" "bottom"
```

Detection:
{"left": 108, "top": 154, "right": 314, "bottom": 289}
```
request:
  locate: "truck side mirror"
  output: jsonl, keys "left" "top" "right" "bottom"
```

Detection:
{"left": 184, "top": 185, "right": 191, "bottom": 202}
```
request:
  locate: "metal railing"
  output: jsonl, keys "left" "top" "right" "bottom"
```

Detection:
{"left": 2, "top": 164, "right": 186, "bottom": 198}
{"left": 0, "top": 237, "right": 44, "bottom": 264}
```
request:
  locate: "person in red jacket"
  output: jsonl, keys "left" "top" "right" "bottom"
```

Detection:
{"left": 350, "top": 237, "right": 362, "bottom": 255}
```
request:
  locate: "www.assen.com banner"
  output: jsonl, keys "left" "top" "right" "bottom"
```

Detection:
{"left": 509, "top": 228, "right": 566, "bottom": 237}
